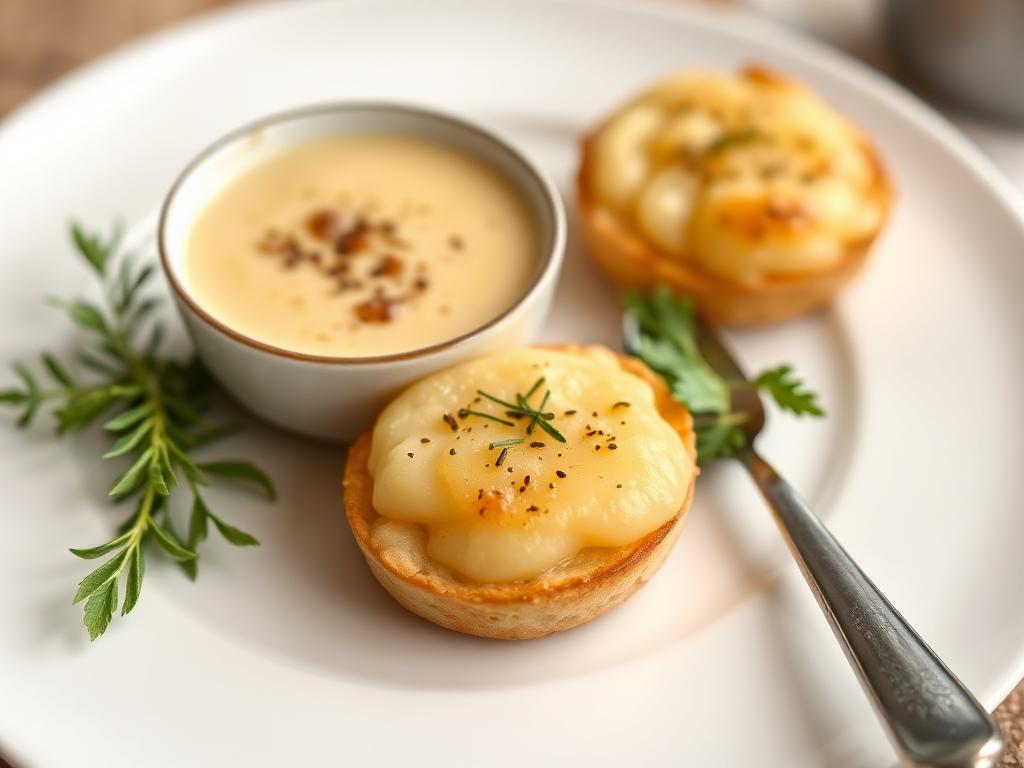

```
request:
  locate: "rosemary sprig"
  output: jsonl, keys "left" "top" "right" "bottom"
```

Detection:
{"left": 0, "top": 222, "right": 274, "bottom": 640}
{"left": 475, "top": 377, "right": 566, "bottom": 444}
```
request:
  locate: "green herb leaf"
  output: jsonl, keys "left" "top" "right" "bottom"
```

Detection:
{"left": 126, "top": 264, "right": 155, "bottom": 306}
{"left": 188, "top": 496, "right": 210, "bottom": 548}
{"left": 108, "top": 447, "right": 154, "bottom": 497}
{"left": 79, "top": 351, "right": 122, "bottom": 377}
{"left": 149, "top": 522, "right": 196, "bottom": 562}
{"left": 56, "top": 388, "right": 119, "bottom": 433}
{"left": 102, "top": 418, "right": 153, "bottom": 459}
{"left": 0, "top": 389, "right": 29, "bottom": 405}
{"left": 69, "top": 531, "right": 132, "bottom": 560}
{"left": 83, "top": 578, "right": 118, "bottom": 641}
{"left": 754, "top": 364, "right": 825, "bottom": 417}
{"left": 199, "top": 460, "right": 276, "bottom": 500}
{"left": 148, "top": 462, "right": 170, "bottom": 496}
{"left": 695, "top": 419, "right": 747, "bottom": 461}
{"left": 103, "top": 402, "right": 153, "bottom": 431}
{"left": 54, "top": 299, "right": 109, "bottom": 336}
{"left": 208, "top": 512, "right": 259, "bottom": 547}
{"left": 180, "top": 495, "right": 210, "bottom": 580}
{"left": 12, "top": 362, "right": 38, "bottom": 395}
{"left": 42, "top": 353, "right": 73, "bottom": 387}
{"left": 121, "top": 544, "right": 143, "bottom": 616}
{"left": 73, "top": 551, "right": 125, "bottom": 604}
{"left": 71, "top": 222, "right": 114, "bottom": 276}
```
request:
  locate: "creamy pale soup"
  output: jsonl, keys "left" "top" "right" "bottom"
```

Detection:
{"left": 186, "top": 135, "right": 539, "bottom": 356}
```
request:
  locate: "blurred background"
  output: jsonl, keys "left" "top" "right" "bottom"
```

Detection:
{"left": 1, "top": 0, "right": 1023, "bottom": 765}
{"left": 4, "top": 0, "right": 1024, "bottom": 191}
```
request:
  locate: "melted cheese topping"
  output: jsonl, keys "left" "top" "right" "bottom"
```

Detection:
{"left": 367, "top": 348, "right": 692, "bottom": 582}
{"left": 589, "top": 69, "right": 886, "bottom": 283}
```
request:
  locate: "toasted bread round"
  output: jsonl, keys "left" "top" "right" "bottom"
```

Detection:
{"left": 343, "top": 346, "right": 697, "bottom": 640}
{"left": 577, "top": 67, "right": 893, "bottom": 325}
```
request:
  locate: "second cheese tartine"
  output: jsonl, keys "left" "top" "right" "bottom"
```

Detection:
{"left": 577, "top": 66, "right": 892, "bottom": 324}
{"left": 343, "top": 345, "right": 697, "bottom": 640}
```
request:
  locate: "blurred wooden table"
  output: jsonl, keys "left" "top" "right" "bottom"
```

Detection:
{"left": 0, "top": 1, "right": 1021, "bottom": 766}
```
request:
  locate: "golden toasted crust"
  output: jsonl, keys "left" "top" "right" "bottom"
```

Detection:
{"left": 342, "top": 345, "right": 697, "bottom": 640}
{"left": 576, "top": 66, "right": 893, "bottom": 325}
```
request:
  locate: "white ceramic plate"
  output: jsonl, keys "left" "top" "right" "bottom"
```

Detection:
{"left": 2, "top": 1, "right": 1023, "bottom": 766}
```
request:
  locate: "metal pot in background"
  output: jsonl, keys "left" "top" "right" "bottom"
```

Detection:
{"left": 886, "top": 0, "right": 1024, "bottom": 124}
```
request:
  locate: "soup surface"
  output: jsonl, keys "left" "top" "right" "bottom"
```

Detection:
{"left": 186, "top": 134, "right": 539, "bottom": 356}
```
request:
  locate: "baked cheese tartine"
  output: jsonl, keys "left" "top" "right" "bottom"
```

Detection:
{"left": 343, "top": 345, "right": 697, "bottom": 639}
{"left": 577, "top": 66, "right": 892, "bottom": 324}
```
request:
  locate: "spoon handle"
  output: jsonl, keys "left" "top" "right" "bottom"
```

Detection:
{"left": 741, "top": 449, "right": 1004, "bottom": 768}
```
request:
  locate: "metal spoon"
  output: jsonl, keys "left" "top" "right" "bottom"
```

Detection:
{"left": 623, "top": 314, "right": 1004, "bottom": 768}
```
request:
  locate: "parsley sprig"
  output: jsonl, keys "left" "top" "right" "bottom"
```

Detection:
{"left": 0, "top": 222, "right": 274, "bottom": 640}
{"left": 623, "top": 286, "right": 824, "bottom": 462}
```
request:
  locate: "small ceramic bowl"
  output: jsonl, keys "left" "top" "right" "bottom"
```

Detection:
{"left": 158, "top": 103, "right": 566, "bottom": 442}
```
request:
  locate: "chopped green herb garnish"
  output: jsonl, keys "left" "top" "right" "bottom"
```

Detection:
{"left": 704, "top": 128, "right": 762, "bottom": 156}
{"left": 473, "top": 377, "right": 567, "bottom": 444}
{"left": 458, "top": 408, "right": 515, "bottom": 427}
{"left": 489, "top": 438, "right": 525, "bottom": 450}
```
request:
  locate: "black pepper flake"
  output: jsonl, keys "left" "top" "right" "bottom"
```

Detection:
{"left": 507, "top": 466, "right": 514, "bottom": 473}
{"left": 524, "top": 475, "right": 530, "bottom": 485}
{"left": 612, "top": 401, "right": 631, "bottom": 409}
{"left": 556, "top": 470, "right": 567, "bottom": 478}
{"left": 449, "top": 448, "right": 457, "bottom": 456}
{"left": 595, "top": 445, "right": 602, "bottom": 451}
{"left": 519, "top": 486, "right": 526, "bottom": 493}
{"left": 549, "top": 483, "right": 555, "bottom": 489}
{"left": 564, "top": 409, "right": 577, "bottom": 416}
{"left": 608, "top": 443, "right": 618, "bottom": 450}
{"left": 495, "top": 448, "right": 509, "bottom": 467}
{"left": 477, "top": 489, "right": 484, "bottom": 500}
{"left": 616, "top": 483, "right": 623, "bottom": 489}
{"left": 586, "top": 430, "right": 598, "bottom": 437}
{"left": 530, "top": 441, "right": 545, "bottom": 448}
{"left": 420, "top": 437, "right": 431, "bottom": 443}
{"left": 443, "top": 413, "right": 458, "bottom": 432}
{"left": 407, "top": 452, "right": 414, "bottom": 458}
{"left": 526, "top": 505, "right": 538, "bottom": 512}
